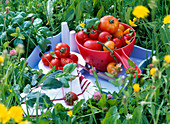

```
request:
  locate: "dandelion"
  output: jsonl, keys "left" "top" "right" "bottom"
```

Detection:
{"left": 163, "top": 15, "right": 170, "bottom": 24}
{"left": 18, "top": 120, "right": 29, "bottom": 124}
{"left": 93, "top": 92, "right": 102, "bottom": 100}
{"left": 67, "top": 110, "right": 73, "bottom": 117}
{"left": 168, "top": 25, "right": 170, "bottom": 30}
{"left": 10, "top": 49, "right": 17, "bottom": 55}
{"left": 107, "top": 94, "right": 113, "bottom": 99}
{"left": 164, "top": 55, "right": 170, "bottom": 63}
{"left": 9, "top": 89, "right": 12, "bottom": 93}
{"left": 150, "top": 68, "right": 156, "bottom": 76}
{"left": 9, "top": 106, "right": 24, "bottom": 123}
{"left": 0, "top": 104, "right": 11, "bottom": 124}
{"left": 80, "top": 21, "right": 85, "bottom": 28}
{"left": 132, "top": 5, "right": 150, "bottom": 18}
{"left": 133, "top": 84, "right": 140, "bottom": 92}
{"left": 126, "top": 113, "right": 133, "bottom": 120}
{"left": 129, "top": 20, "right": 137, "bottom": 27}
{"left": 0, "top": 56, "right": 4, "bottom": 63}
{"left": 133, "top": 17, "right": 137, "bottom": 22}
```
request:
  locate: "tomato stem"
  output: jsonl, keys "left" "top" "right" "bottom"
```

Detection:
{"left": 60, "top": 48, "right": 67, "bottom": 53}
{"left": 109, "top": 19, "right": 114, "bottom": 24}
{"left": 97, "top": 41, "right": 114, "bottom": 55}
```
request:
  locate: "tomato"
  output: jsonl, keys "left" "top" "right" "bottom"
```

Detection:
{"left": 103, "top": 41, "right": 115, "bottom": 51}
{"left": 124, "top": 34, "right": 131, "bottom": 40}
{"left": 83, "top": 40, "right": 103, "bottom": 51}
{"left": 112, "top": 38, "right": 122, "bottom": 48}
{"left": 98, "top": 31, "right": 112, "bottom": 43}
{"left": 99, "top": 15, "right": 119, "bottom": 34}
{"left": 42, "top": 53, "right": 53, "bottom": 66}
{"left": 58, "top": 66, "right": 63, "bottom": 70}
{"left": 76, "top": 31, "right": 89, "bottom": 44}
{"left": 49, "top": 58, "right": 60, "bottom": 70}
{"left": 121, "top": 34, "right": 131, "bottom": 46}
{"left": 107, "top": 62, "right": 116, "bottom": 74}
{"left": 65, "top": 92, "right": 78, "bottom": 105}
{"left": 54, "top": 43, "right": 70, "bottom": 58}
{"left": 60, "top": 58, "right": 74, "bottom": 66}
{"left": 69, "top": 54, "right": 78, "bottom": 63}
{"left": 112, "top": 29, "right": 124, "bottom": 38}
{"left": 89, "top": 29, "right": 99, "bottom": 40}
{"left": 118, "top": 24, "right": 125, "bottom": 32}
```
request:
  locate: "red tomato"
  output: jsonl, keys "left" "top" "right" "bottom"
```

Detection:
{"left": 89, "top": 30, "right": 99, "bottom": 40}
{"left": 112, "top": 29, "right": 124, "bottom": 38}
{"left": 121, "top": 34, "right": 131, "bottom": 46}
{"left": 49, "top": 58, "right": 60, "bottom": 70}
{"left": 76, "top": 31, "right": 89, "bottom": 44}
{"left": 113, "top": 38, "right": 122, "bottom": 48}
{"left": 65, "top": 92, "right": 78, "bottom": 106}
{"left": 54, "top": 43, "right": 70, "bottom": 58}
{"left": 83, "top": 40, "right": 103, "bottom": 51}
{"left": 69, "top": 54, "right": 78, "bottom": 63}
{"left": 60, "top": 58, "right": 74, "bottom": 66}
{"left": 99, "top": 15, "right": 119, "bottom": 34}
{"left": 42, "top": 53, "right": 53, "bottom": 66}
{"left": 58, "top": 66, "right": 63, "bottom": 70}
{"left": 98, "top": 31, "right": 112, "bottom": 43}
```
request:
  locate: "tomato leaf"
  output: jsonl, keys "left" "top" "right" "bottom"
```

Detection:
{"left": 60, "top": 77, "right": 69, "bottom": 88}
{"left": 85, "top": 18, "right": 99, "bottom": 30}
{"left": 33, "top": 18, "right": 43, "bottom": 28}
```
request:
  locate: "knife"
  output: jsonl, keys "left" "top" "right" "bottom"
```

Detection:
{"left": 78, "top": 64, "right": 115, "bottom": 81}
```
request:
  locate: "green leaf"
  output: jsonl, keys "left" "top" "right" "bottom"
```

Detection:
{"left": 0, "top": 14, "right": 4, "bottom": 24}
{"left": 101, "top": 106, "right": 120, "bottom": 124}
{"left": 31, "top": 74, "right": 38, "bottom": 86}
{"left": 13, "top": 38, "right": 23, "bottom": 47}
{"left": 23, "top": 84, "right": 31, "bottom": 93}
{"left": 96, "top": 93, "right": 106, "bottom": 108}
{"left": 97, "top": 6, "right": 104, "bottom": 19}
{"left": 37, "top": 36, "right": 48, "bottom": 51}
{"left": 7, "top": 26, "right": 15, "bottom": 35}
{"left": 16, "top": 27, "right": 20, "bottom": 34}
{"left": 26, "top": 92, "right": 52, "bottom": 107}
{"left": 41, "top": 71, "right": 63, "bottom": 90}
{"left": 93, "top": 20, "right": 100, "bottom": 30}
{"left": 63, "top": 63, "right": 77, "bottom": 73}
{"left": 75, "top": 1, "right": 84, "bottom": 21}
{"left": 60, "top": 77, "right": 69, "bottom": 88}
{"left": 73, "top": 99, "right": 85, "bottom": 115}
{"left": 11, "top": 15, "right": 24, "bottom": 28}
{"left": 128, "top": 59, "right": 135, "bottom": 67}
{"left": 21, "top": 21, "right": 32, "bottom": 30}
{"left": 132, "top": 106, "right": 143, "bottom": 124}
{"left": 64, "top": 4, "right": 75, "bottom": 21}
{"left": 10, "top": 32, "right": 18, "bottom": 37}
{"left": 107, "top": 99, "right": 117, "bottom": 106}
{"left": 26, "top": 13, "right": 36, "bottom": 18}
{"left": 33, "top": 18, "right": 43, "bottom": 28}
{"left": 109, "top": 80, "right": 122, "bottom": 87}
{"left": 125, "top": 7, "right": 132, "bottom": 24}
{"left": 38, "top": 27, "right": 52, "bottom": 37}
{"left": 85, "top": 18, "right": 99, "bottom": 30}
{"left": 18, "top": 33, "right": 25, "bottom": 40}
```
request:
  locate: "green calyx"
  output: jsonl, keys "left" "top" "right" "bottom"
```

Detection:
{"left": 60, "top": 48, "right": 67, "bottom": 53}
{"left": 109, "top": 19, "right": 114, "bottom": 24}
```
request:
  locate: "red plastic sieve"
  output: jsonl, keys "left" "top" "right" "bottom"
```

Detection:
{"left": 76, "top": 23, "right": 141, "bottom": 78}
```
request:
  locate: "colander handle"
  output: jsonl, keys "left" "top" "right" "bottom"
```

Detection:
{"left": 113, "top": 49, "right": 141, "bottom": 78}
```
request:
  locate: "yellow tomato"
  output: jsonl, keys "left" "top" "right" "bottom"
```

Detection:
{"left": 107, "top": 62, "right": 116, "bottom": 74}
{"left": 103, "top": 41, "right": 115, "bottom": 51}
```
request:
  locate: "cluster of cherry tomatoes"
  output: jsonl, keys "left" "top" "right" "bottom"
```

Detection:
{"left": 76, "top": 15, "right": 134, "bottom": 51}
{"left": 42, "top": 43, "right": 78, "bottom": 70}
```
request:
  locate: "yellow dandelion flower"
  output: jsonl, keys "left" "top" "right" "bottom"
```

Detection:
{"left": 9, "top": 89, "right": 12, "bottom": 93}
{"left": 129, "top": 20, "right": 137, "bottom": 27}
{"left": 163, "top": 15, "right": 170, "bottom": 24}
{"left": 168, "top": 25, "right": 170, "bottom": 30}
{"left": 67, "top": 110, "right": 73, "bottom": 117}
{"left": 80, "top": 21, "right": 85, "bottom": 28}
{"left": 133, "top": 84, "right": 140, "bottom": 92}
{"left": 9, "top": 106, "right": 24, "bottom": 123}
{"left": 133, "top": 17, "right": 137, "bottom": 22}
{"left": 150, "top": 68, "right": 156, "bottom": 76}
{"left": 18, "top": 120, "right": 28, "bottom": 124}
{"left": 132, "top": 5, "right": 150, "bottom": 18}
{"left": 0, "top": 56, "right": 4, "bottom": 63}
{"left": 0, "top": 104, "right": 11, "bottom": 124}
{"left": 164, "top": 55, "right": 170, "bottom": 63}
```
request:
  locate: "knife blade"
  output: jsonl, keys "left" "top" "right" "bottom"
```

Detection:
{"left": 78, "top": 64, "right": 115, "bottom": 81}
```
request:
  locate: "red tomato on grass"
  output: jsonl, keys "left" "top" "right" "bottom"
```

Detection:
{"left": 65, "top": 92, "right": 78, "bottom": 105}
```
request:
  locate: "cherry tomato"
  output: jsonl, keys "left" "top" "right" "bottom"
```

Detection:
{"left": 120, "top": 37, "right": 126, "bottom": 46}
{"left": 76, "top": 31, "right": 89, "bottom": 44}
{"left": 121, "top": 34, "right": 131, "bottom": 46}
{"left": 124, "top": 34, "right": 131, "bottom": 40}
{"left": 103, "top": 41, "right": 115, "bottom": 51}
{"left": 65, "top": 92, "right": 78, "bottom": 106}
{"left": 99, "top": 15, "right": 119, "bottom": 34}
{"left": 118, "top": 24, "right": 125, "bottom": 32}
{"left": 60, "top": 58, "right": 74, "bottom": 66}
{"left": 89, "top": 29, "right": 99, "bottom": 40}
{"left": 107, "top": 62, "right": 116, "bottom": 74}
{"left": 58, "top": 66, "right": 63, "bottom": 70}
{"left": 113, "top": 38, "right": 122, "bottom": 48}
{"left": 49, "top": 58, "right": 60, "bottom": 70}
{"left": 112, "top": 29, "right": 124, "bottom": 38}
{"left": 54, "top": 43, "right": 70, "bottom": 58}
{"left": 69, "top": 54, "right": 78, "bottom": 63}
{"left": 83, "top": 40, "right": 103, "bottom": 51}
{"left": 42, "top": 53, "right": 53, "bottom": 66}
{"left": 98, "top": 31, "right": 112, "bottom": 43}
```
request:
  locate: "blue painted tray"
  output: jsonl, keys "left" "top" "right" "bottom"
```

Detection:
{"left": 27, "top": 32, "right": 152, "bottom": 93}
